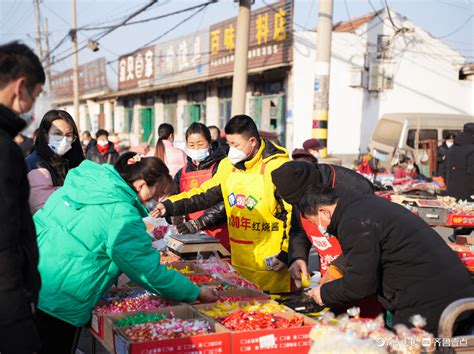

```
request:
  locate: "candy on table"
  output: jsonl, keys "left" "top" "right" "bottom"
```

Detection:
{"left": 197, "top": 259, "right": 236, "bottom": 276}
{"left": 115, "top": 312, "right": 168, "bottom": 327}
{"left": 199, "top": 282, "right": 236, "bottom": 291}
{"left": 197, "top": 301, "right": 287, "bottom": 319}
{"left": 222, "top": 276, "right": 259, "bottom": 290}
{"left": 187, "top": 274, "right": 215, "bottom": 283}
{"left": 217, "top": 296, "right": 267, "bottom": 303}
{"left": 220, "top": 309, "right": 305, "bottom": 331}
{"left": 94, "top": 289, "right": 168, "bottom": 314}
{"left": 123, "top": 318, "right": 212, "bottom": 342}
{"left": 166, "top": 265, "right": 195, "bottom": 274}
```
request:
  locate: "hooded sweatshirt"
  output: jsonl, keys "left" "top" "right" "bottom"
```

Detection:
{"left": 34, "top": 160, "right": 200, "bottom": 326}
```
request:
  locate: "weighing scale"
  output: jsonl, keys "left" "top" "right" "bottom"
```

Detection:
{"left": 167, "top": 233, "right": 230, "bottom": 259}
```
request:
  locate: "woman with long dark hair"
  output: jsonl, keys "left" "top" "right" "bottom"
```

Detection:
{"left": 148, "top": 123, "right": 186, "bottom": 177}
{"left": 34, "top": 152, "right": 217, "bottom": 353}
{"left": 25, "top": 109, "right": 84, "bottom": 214}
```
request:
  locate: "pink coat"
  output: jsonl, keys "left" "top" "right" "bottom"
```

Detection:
{"left": 27, "top": 168, "right": 60, "bottom": 214}
{"left": 147, "top": 140, "right": 187, "bottom": 177}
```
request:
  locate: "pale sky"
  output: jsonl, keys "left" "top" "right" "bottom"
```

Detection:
{"left": 1, "top": 0, "right": 473, "bottom": 87}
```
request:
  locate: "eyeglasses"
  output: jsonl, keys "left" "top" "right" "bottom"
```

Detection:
{"left": 50, "top": 133, "right": 77, "bottom": 143}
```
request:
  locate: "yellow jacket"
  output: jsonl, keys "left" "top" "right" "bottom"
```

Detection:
{"left": 165, "top": 139, "right": 292, "bottom": 292}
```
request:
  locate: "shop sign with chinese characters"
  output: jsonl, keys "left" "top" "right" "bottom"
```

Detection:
{"left": 118, "top": 46, "right": 155, "bottom": 90}
{"left": 154, "top": 29, "right": 210, "bottom": 85}
{"left": 209, "top": 0, "right": 293, "bottom": 77}
{"left": 51, "top": 58, "right": 108, "bottom": 98}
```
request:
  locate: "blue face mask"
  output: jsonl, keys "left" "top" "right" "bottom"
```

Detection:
{"left": 186, "top": 147, "right": 210, "bottom": 162}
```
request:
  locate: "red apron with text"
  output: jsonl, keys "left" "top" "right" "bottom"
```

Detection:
{"left": 300, "top": 215, "right": 342, "bottom": 276}
{"left": 179, "top": 164, "right": 230, "bottom": 250}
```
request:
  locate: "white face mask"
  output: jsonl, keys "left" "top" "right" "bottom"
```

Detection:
{"left": 446, "top": 141, "right": 453, "bottom": 148}
{"left": 83, "top": 139, "right": 90, "bottom": 146}
{"left": 97, "top": 140, "right": 109, "bottom": 147}
{"left": 186, "top": 147, "right": 209, "bottom": 162}
{"left": 227, "top": 146, "right": 248, "bottom": 165}
{"left": 311, "top": 151, "right": 321, "bottom": 159}
{"left": 317, "top": 213, "right": 329, "bottom": 237}
{"left": 48, "top": 136, "right": 72, "bottom": 156}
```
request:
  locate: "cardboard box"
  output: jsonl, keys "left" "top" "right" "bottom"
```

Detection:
{"left": 194, "top": 301, "right": 315, "bottom": 353}
{"left": 216, "top": 288, "right": 269, "bottom": 301}
{"left": 457, "top": 235, "right": 474, "bottom": 246}
{"left": 112, "top": 305, "right": 231, "bottom": 354}
{"left": 90, "top": 288, "right": 172, "bottom": 344}
{"left": 447, "top": 214, "right": 474, "bottom": 227}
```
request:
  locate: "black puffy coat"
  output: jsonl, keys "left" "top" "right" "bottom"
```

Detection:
{"left": 288, "top": 164, "right": 374, "bottom": 266}
{"left": 0, "top": 105, "right": 41, "bottom": 353}
{"left": 436, "top": 142, "right": 450, "bottom": 180}
{"left": 320, "top": 194, "right": 474, "bottom": 335}
{"left": 446, "top": 132, "right": 474, "bottom": 201}
{"left": 86, "top": 141, "right": 119, "bottom": 165}
{"left": 174, "top": 143, "right": 227, "bottom": 228}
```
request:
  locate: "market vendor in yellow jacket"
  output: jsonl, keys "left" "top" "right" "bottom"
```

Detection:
{"left": 152, "top": 115, "right": 292, "bottom": 293}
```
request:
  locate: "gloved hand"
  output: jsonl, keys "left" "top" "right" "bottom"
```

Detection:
{"left": 176, "top": 218, "right": 206, "bottom": 234}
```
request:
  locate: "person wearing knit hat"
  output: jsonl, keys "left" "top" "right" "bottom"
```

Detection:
{"left": 291, "top": 148, "right": 318, "bottom": 164}
{"left": 302, "top": 139, "right": 322, "bottom": 159}
{"left": 271, "top": 161, "right": 374, "bottom": 285}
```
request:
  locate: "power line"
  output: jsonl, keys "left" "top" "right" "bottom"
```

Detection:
{"left": 79, "top": 1, "right": 215, "bottom": 31}
{"left": 106, "top": 2, "right": 212, "bottom": 66}
{"left": 384, "top": 0, "right": 402, "bottom": 32}
{"left": 436, "top": 15, "right": 474, "bottom": 39}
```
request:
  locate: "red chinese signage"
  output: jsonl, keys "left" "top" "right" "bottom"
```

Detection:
{"left": 118, "top": 46, "right": 155, "bottom": 90}
{"left": 209, "top": 0, "right": 293, "bottom": 77}
{"left": 51, "top": 58, "right": 108, "bottom": 99}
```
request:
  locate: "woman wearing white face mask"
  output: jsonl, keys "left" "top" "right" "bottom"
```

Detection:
{"left": 25, "top": 110, "right": 84, "bottom": 214}
{"left": 173, "top": 122, "right": 230, "bottom": 250}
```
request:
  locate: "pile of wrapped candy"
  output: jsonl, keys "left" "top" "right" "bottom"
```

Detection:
{"left": 166, "top": 265, "right": 195, "bottom": 274}
{"left": 115, "top": 312, "right": 168, "bottom": 327}
{"left": 94, "top": 289, "right": 169, "bottom": 314}
{"left": 221, "top": 309, "right": 305, "bottom": 331}
{"left": 221, "top": 275, "right": 259, "bottom": 290}
{"left": 197, "top": 301, "right": 287, "bottom": 320}
{"left": 309, "top": 308, "right": 435, "bottom": 354}
{"left": 123, "top": 318, "right": 212, "bottom": 342}
{"left": 196, "top": 258, "right": 236, "bottom": 277}
{"left": 439, "top": 196, "right": 474, "bottom": 214}
{"left": 187, "top": 274, "right": 216, "bottom": 283}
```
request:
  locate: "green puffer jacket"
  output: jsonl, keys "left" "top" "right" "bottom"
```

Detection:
{"left": 34, "top": 160, "right": 200, "bottom": 326}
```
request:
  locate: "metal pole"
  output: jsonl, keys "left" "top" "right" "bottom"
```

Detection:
{"left": 231, "top": 0, "right": 252, "bottom": 117}
{"left": 34, "top": 0, "right": 43, "bottom": 61}
{"left": 72, "top": 0, "right": 81, "bottom": 130}
{"left": 44, "top": 18, "right": 53, "bottom": 94}
{"left": 312, "top": 0, "right": 333, "bottom": 158}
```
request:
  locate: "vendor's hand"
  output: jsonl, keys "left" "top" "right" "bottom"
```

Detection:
{"left": 177, "top": 219, "right": 205, "bottom": 234}
{"left": 171, "top": 216, "right": 186, "bottom": 226}
{"left": 271, "top": 258, "right": 287, "bottom": 272}
{"left": 306, "top": 286, "right": 324, "bottom": 306}
{"left": 289, "top": 259, "right": 309, "bottom": 281}
{"left": 150, "top": 202, "right": 166, "bottom": 218}
{"left": 198, "top": 286, "right": 219, "bottom": 303}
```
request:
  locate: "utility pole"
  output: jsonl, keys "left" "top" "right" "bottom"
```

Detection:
{"left": 312, "top": 0, "right": 333, "bottom": 158}
{"left": 231, "top": 0, "right": 252, "bottom": 117}
{"left": 44, "top": 18, "right": 53, "bottom": 94}
{"left": 71, "top": 0, "right": 82, "bottom": 130}
{"left": 34, "top": 0, "right": 43, "bottom": 61}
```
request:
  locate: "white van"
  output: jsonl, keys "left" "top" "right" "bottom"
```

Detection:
{"left": 368, "top": 113, "right": 473, "bottom": 167}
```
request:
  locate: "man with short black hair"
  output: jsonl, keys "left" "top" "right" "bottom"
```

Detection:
{"left": 153, "top": 115, "right": 292, "bottom": 293}
{"left": 0, "top": 40, "right": 44, "bottom": 353}
{"left": 86, "top": 129, "right": 119, "bottom": 164}
{"left": 300, "top": 185, "right": 474, "bottom": 335}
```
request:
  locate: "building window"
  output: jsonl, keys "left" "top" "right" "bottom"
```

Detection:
{"left": 406, "top": 129, "right": 438, "bottom": 148}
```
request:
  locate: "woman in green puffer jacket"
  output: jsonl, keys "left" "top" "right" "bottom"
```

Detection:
{"left": 34, "top": 152, "right": 218, "bottom": 354}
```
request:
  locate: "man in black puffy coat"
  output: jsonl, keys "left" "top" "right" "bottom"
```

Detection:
{"left": 300, "top": 185, "right": 474, "bottom": 335}
{"left": 271, "top": 161, "right": 374, "bottom": 281}
{"left": 447, "top": 123, "right": 474, "bottom": 201}
{"left": 0, "top": 41, "right": 45, "bottom": 354}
